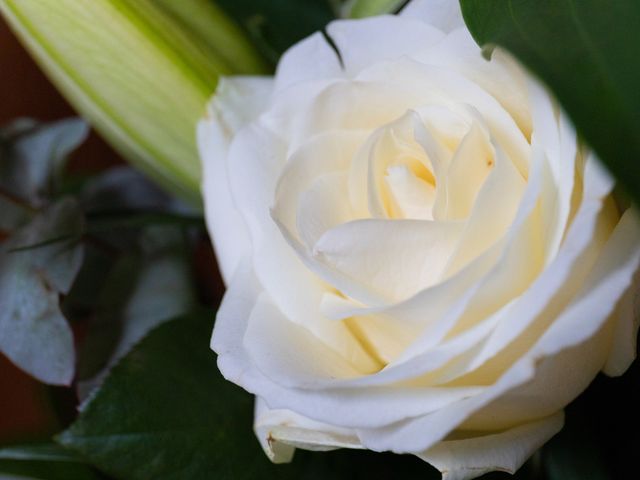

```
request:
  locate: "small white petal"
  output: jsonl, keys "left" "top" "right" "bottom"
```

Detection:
{"left": 198, "top": 77, "right": 273, "bottom": 282}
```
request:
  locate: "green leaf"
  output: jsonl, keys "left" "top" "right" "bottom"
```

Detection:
{"left": 0, "top": 444, "right": 85, "bottom": 463}
{"left": 76, "top": 229, "right": 197, "bottom": 399}
{"left": 542, "top": 415, "right": 610, "bottom": 480}
{"left": 347, "top": 0, "right": 406, "bottom": 18}
{"left": 0, "top": 0, "right": 268, "bottom": 205}
{"left": 0, "top": 460, "right": 101, "bottom": 480}
{"left": 80, "top": 167, "right": 178, "bottom": 215}
{"left": 214, "top": 0, "right": 336, "bottom": 63}
{"left": 0, "top": 443, "right": 100, "bottom": 480}
{"left": 58, "top": 311, "right": 286, "bottom": 479}
{"left": 460, "top": 0, "right": 640, "bottom": 204}
{"left": 57, "top": 311, "right": 447, "bottom": 479}
{"left": 0, "top": 198, "right": 84, "bottom": 385}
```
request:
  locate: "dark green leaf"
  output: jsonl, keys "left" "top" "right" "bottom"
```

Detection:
{"left": 58, "top": 312, "right": 441, "bottom": 479}
{"left": 0, "top": 196, "right": 31, "bottom": 233}
{"left": 80, "top": 167, "right": 177, "bottom": 214}
{"left": 85, "top": 211, "right": 204, "bottom": 233}
{"left": 0, "top": 444, "right": 100, "bottom": 480}
{"left": 0, "top": 198, "right": 84, "bottom": 385}
{"left": 460, "top": 0, "right": 640, "bottom": 203}
{"left": 79, "top": 167, "right": 198, "bottom": 252}
{"left": 214, "top": 0, "right": 336, "bottom": 64}
{"left": 0, "top": 459, "right": 101, "bottom": 480}
{"left": 542, "top": 411, "right": 610, "bottom": 480}
{"left": 348, "top": 0, "right": 406, "bottom": 18}
{"left": 58, "top": 311, "right": 287, "bottom": 479}
{"left": 0, "top": 443, "right": 85, "bottom": 463}
{"left": 76, "top": 229, "right": 197, "bottom": 399}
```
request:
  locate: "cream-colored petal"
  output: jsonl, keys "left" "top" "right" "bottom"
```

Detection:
{"left": 244, "top": 293, "right": 378, "bottom": 382}
{"left": 254, "top": 397, "right": 361, "bottom": 464}
{"left": 356, "top": 208, "right": 640, "bottom": 453}
{"left": 326, "top": 16, "right": 444, "bottom": 76}
{"left": 385, "top": 165, "right": 435, "bottom": 220}
{"left": 274, "top": 31, "right": 342, "bottom": 93}
{"left": 314, "top": 219, "right": 465, "bottom": 301}
{"left": 297, "top": 172, "right": 354, "bottom": 248}
{"left": 443, "top": 122, "right": 495, "bottom": 220}
{"left": 400, "top": 0, "right": 465, "bottom": 33}
{"left": 414, "top": 30, "right": 531, "bottom": 136}
{"left": 358, "top": 58, "right": 530, "bottom": 178}
{"left": 211, "top": 259, "right": 262, "bottom": 384}
{"left": 444, "top": 145, "right": 526, "bottom": 277}
{"left": 198, "top": 76, "right": 273, "bottom": 283}
{"left": 226, "top": 123, "right": 287, "bottom": 245}
{"left": 418, "top": 412, "right": 563, "bottom": 480}
{"left": 273, "top": 130, "right": 368, "bottom": 233}
{"left": 298, "top": 80, "right": 424, "bottom": 145}
{"left": 434, "top": 196, "right": 616, "bottom": 386}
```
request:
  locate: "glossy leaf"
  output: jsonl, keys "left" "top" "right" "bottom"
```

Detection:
{"left": 0, "top": 0, "right": 267, "bottom": 204}
{"left": 460, "top": 0, "right": 640, "bottom": 203}
{"left": 57, "top": 311, "right": 443, "bottom": 479}
{"left": 58, "top": 312, "right": 293, "bottom": 479}
{"left": 0, "top": 443, "right": 99, "bottom": 480}
{"left": 0, "top": 444, "right": 85, "bottom": 463}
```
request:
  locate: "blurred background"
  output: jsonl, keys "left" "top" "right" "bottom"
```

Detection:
{"left": 0, "top": 16, "right": 118, "bottom": 446}
{"left": 0, "top": 16, "right": 226, "bottom": 448}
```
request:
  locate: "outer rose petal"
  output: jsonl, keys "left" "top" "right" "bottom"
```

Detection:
{"left": 198, "top": 76, "right": 273, "bottom": 282}
{"left": 254, "top": 398, "right": 361, "bottom": 464}
{"left": 418, "top": 412, "right": 564, "bottom": 480}
{"left": 400, "top": 0, "right": 465, "bottom": 33}
{"left": 326, "top": 16, "right": 444, "bottom": 76}
{"left": 603, "top": 280, "right": 640, "bottom": 376}
{"left": 274, "top": 32, "right": 343, "bottom": 93}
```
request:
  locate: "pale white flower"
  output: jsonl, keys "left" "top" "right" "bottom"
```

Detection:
{"left": 198, "top": 1, "right": 640, "bottom": 478}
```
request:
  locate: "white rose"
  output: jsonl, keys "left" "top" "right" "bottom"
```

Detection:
{"left": 198, "top": 0, "right": 640, "bottom": 478}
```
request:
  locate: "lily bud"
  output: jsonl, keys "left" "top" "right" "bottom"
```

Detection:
{"left": 0, "top": 0, "right": 268, "bottom": 205}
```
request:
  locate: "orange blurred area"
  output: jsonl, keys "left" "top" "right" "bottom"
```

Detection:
{"left": 0, "top": 355, "right": 59, "bottom": 445}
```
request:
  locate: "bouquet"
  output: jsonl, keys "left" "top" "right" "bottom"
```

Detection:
{"left": 1, "top": 1, "right": 639, "bottom": 479}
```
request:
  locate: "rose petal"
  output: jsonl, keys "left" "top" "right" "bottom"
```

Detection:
{"left": 326, "top": 16, "right": 444, "bottom": 76}
{"left": 198, "top": 77, "right": 273, "bottom": 282}
{"left": 274, "top": 32, "right": 343, "bottom": 93}
{"left": 254, "top": 397, "right": 361, "bottom": 463}
{"left": 400, "top": 0, "right": 465, "bottom": 34}
{"left": 273, "top": 130, "right": 368, "bottom": 234}
{"left": 314, "top": 218, "right": 465, "bottom": 301}
{"left": 417, "top": 412, "right": 564, "bottom": 480}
